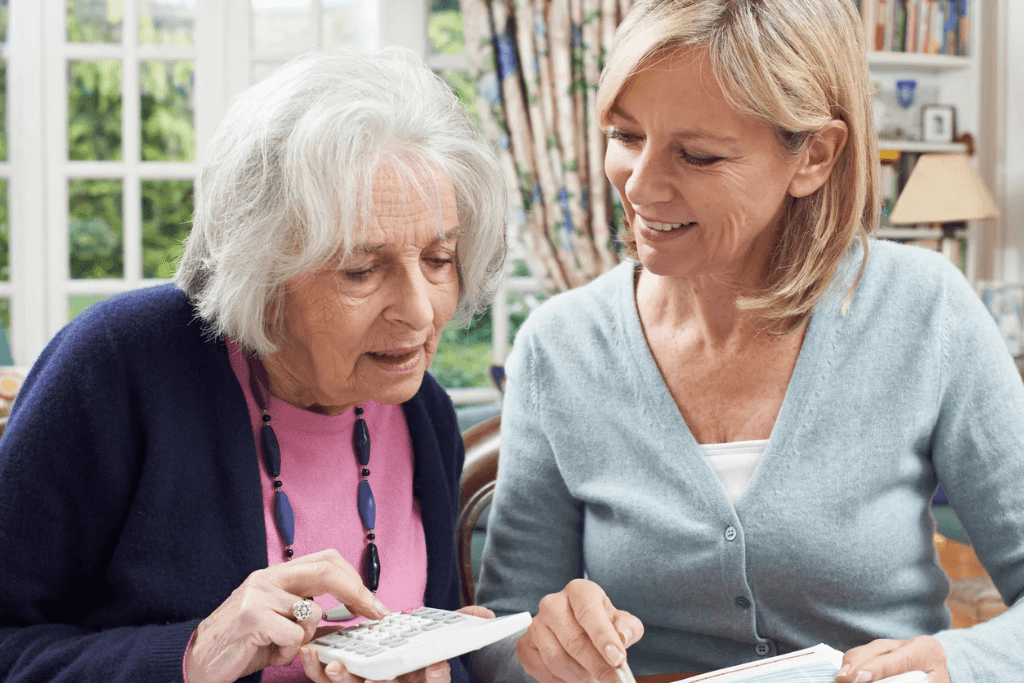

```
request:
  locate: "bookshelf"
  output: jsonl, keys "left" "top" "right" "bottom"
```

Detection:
{"left": 859, "top": 0, "right": 983, "bottom": 283}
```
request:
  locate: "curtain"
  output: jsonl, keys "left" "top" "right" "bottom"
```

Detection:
{"left": 463, "top": 0, "right": 637, "bottom": 292}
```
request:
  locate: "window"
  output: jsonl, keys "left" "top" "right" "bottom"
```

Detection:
{"left": 6, "top": 0, "right": 544, "bottom": 404}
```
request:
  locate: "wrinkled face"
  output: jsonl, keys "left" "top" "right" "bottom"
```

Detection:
{"left": 275, "top": 167, "right": 460, "bottom": 411}
{"left": 604, "top": 49, "right": 804, "bottom": 284}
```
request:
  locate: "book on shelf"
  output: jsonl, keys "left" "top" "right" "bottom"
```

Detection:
{"left": 678, "top": 644, "right": 927, "bottom": 683}
{"left": 859, "top": 0, "right": 969, "bottom": 56}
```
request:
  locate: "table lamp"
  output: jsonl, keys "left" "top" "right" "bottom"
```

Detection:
{"left": 888, "top": 153, "right": 1001, "bottom": 271}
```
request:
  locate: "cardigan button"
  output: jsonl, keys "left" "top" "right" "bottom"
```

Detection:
{"left": 725, "top": 526, "right": 737, "bottom": 541}
{"left": 755, "top": 642, "right": 771, "bottom": 657}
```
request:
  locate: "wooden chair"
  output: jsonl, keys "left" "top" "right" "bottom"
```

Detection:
{"left": 934, "top": 533, "right": 1008, "bottom": 627}
{"left": 457, "top": 415, "right": 501, "bottom": 606}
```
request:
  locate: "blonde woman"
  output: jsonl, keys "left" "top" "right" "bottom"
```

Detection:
{"left": 472, "top": 1, "right": 1024, "bottom": 683}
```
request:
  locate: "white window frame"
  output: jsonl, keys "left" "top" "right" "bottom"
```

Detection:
{"left": 6, "top": 0, "right": 540, "bottom": 406}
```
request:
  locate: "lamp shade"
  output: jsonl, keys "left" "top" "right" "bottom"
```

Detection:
{"left": 889, "top": 153, "right": 1001, "bottom": 225}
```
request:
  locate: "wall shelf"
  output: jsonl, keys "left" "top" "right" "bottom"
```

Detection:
{"left": 867, "top": 51, "right": 973, "bottom": 72}
{"left": 878, "top": 140, "right": 969, "bottom": 153}
{"left": 877, "top": 227, "right": 967, "bottom": 240}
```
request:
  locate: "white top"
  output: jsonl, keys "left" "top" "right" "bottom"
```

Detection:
{"left": 699, "top": 439, "right": 769, "bottom": 504}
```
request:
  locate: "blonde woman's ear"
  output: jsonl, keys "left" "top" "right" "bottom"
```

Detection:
{"left": 788, "top": 119, "right": 849, "bottom": 198}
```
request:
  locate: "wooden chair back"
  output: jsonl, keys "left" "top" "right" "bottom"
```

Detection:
{"left": 457, "top": 415, "right": 500, "bottom": 606}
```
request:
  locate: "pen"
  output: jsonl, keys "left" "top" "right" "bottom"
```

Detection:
{"left": 615, "top": 658, "right": 637, "bottom": 683}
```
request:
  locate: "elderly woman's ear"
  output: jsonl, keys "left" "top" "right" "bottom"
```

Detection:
{"left": 787, "top": 119, "right": 849, "bottom": 199}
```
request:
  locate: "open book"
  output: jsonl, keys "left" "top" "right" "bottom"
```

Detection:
{"left": 675, "top": 644, "right": 927, "bottom": 683}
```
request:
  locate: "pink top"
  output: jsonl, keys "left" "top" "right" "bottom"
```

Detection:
{"left": 184, "top": 341, "right": 428, "bottom": 683}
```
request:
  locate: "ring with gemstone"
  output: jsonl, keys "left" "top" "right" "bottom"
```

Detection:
{"left": 292, "top": 599, "right": 313, "bottom": 622}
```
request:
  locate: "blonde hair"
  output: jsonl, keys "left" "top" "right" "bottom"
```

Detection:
{"left": 177, "top": 48, "right": 509, "bottom": 355}
{"left": 598, "top": 0, "right": 878, "bottom": 335}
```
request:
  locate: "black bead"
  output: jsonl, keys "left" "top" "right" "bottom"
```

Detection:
{"left": 353, "top": 418, "right": 370, "bottom": 466}
{"left": 364, "top": 542, "right": 380, "bottom": 592}
{"left": 367, "top": 532, "right": 375, "bottom": 541}
{"left": 355, "top": 405, "right": 364, "bottom": 417}
{"left": 262, "top": 413, "right": 271, "bottom": 423}
{"left": 285, "top": 547, "right": 294, "bottom": 558}
{"left": 273, "top": 479, "right": 282, "bottom": 488}
{"left": 260, "top": 424, "right": 282, "bottom": 477}
{"left": 362, "top": 468, "right": 371, "bottom": 477}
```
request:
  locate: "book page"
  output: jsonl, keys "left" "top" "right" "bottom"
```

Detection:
{"left": 681, "top": 644, "right": 843, "bottom": 683}
{"left": 676, "top": 645, "right": 928, "bottom": 683}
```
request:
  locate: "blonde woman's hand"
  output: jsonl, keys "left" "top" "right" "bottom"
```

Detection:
{"left": 515, "top": 579, "right": 643, "bottom": 683}
{"left": 835, "top": 636, "right": 950, "bottom": 683}
{"left": 184, "top": 549, "right": 389, "bottom": 683}
{"left": 299, "top": 605, "right": 497, "bottom": 682}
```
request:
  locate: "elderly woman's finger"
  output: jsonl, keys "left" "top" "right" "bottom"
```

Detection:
{"left": 257, "top": 613, "right": 314, "bottom": 667}
{"left": 456, "top": 604, "right": 495, "bottom": 619}
{"left": 272, "top": 552, "right": 388, "bottom": 620}
{"left": 299, "top": 646, "right": 360, "bottom": 683}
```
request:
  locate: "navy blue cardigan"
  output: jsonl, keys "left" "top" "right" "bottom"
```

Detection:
{"left": 0, "top": 285, "right": 468, "bottom": 683}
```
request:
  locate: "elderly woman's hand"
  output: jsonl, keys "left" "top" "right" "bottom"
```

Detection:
{"left": 184, "top": 549, "right": 388, "bottom": 683}
{"left": 835, "top": 636, "right": 949, "bottom": 683}
{"left": 299, "top": 605, "right": 496, "bottom": 683}
{"left": 514, "top": 579, "right": 643, "bottom": 683}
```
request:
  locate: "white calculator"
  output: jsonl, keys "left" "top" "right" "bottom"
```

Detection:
{"left": 309, "top": 607, "right": 532, "bottom": 680}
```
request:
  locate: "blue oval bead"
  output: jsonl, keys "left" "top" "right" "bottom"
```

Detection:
{"left": 364, "top": 542, "right": 380, "bottom": 592}
{"left": 358, "top": 480, "right": 376, "bottom": 530}
{"left": 275, "top": 490, "right": 295, "bottom": 545}
{"left": 353, "top": 418, "right": 370, "bottom": 466}
{"left": 260, "top": 425, "right": 281, "bottom": 478}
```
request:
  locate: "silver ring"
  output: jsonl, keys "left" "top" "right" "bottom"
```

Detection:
{"left": 292, "top": 599, "right": 313, "bottom": 622}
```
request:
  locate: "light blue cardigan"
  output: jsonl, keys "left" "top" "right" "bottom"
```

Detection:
{"left": 472, "top": 239, "right": 1024, "bottom": 682}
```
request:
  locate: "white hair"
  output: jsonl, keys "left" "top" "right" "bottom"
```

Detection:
{"left": 176, "top": 47, "right": 509, "bottom": 354}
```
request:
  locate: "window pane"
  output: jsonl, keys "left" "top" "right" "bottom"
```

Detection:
{"left": 251, "top": 0, "right": 311, "bottom": 55}
{"left": 69, "top": 295, "right": 109, "bottom": 320}
{"left": 428, "top": 0, "right": 463, "bottom": 56}
{"left": 322, "top": 0, "right": 376, "bottom": 50}
{"left": 69, "top": 179, "right": 124, "bottom": 279}
{"left": 139, "top": 0, "right": 195, "bottom": 47}
{"left": 141, "top": 61, "right": 195, "bottom": 162}
{"left": 68, "top": 60, "right": 123, "bottom": 161}
{"left": 431, "top": 312, "right": 493, "bottom": 389}
{"left": 0, "top": 179, "right": 8, "bottom": 282}
{"left": 142, "top": 180, "right": 192, "bottom": 278}
{"left": 0, "top": 62, "right": 6, "bottom": 160}
{"left": 67, "top": 0, "right": 123, "bottom": 43}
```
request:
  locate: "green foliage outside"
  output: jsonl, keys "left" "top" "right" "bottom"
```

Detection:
{"left": 67, "top": 0, "right": 122, "bottom": 43}
{"left": 64, "top": 13, "right": 195, "bottom": 282}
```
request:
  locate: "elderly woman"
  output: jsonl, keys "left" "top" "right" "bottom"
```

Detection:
{"left": 471, "top": 1, "right": 1024, "bottom": 683}
{"left": 0, "top": 48, "right": 507, "bottom": 683}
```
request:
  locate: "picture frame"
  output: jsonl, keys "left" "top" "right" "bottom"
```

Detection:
{"left": 921, "top": 104, "right": 957, "bottom": 143}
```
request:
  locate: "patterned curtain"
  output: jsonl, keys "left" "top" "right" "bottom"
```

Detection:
{"left": 463, "top": 0, "right": 637, "bottom": 292}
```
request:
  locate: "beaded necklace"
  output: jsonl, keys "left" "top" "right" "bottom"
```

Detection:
{"left": 246, "top": 354, "right": 381, "bottom": 592}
